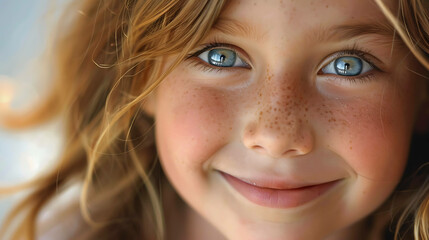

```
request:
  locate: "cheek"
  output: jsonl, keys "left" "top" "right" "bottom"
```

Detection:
{"left": 155, "top": 76, "right": 234, "bottom": 172}
{"left": 315, "top": 82, "right": 418, "bottom": 181}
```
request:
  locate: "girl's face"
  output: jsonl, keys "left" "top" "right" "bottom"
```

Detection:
{"left": 148, "top": 0, "right": 426, "bottom": 239}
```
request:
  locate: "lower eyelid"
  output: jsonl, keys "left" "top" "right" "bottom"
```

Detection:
{"left": 318, "top": 71, "right": 379, "bottom": 85}
{"left": 186, "top": 59, "right": 236, "bottom": 73}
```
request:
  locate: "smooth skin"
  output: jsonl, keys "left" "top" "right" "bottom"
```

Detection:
{"left": 145, "top": 0, "right": 427, "bottom": 239}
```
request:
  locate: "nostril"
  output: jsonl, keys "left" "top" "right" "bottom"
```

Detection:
{"left": 254, "top": 145, "right": 301, "bottom": 159}
{"left": 251, "top": 145, "right": 265, "bottom": 154}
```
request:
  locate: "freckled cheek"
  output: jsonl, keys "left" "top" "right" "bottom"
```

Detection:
{"left": 316, "top": 92, "right": 414, "bottom": 181}
{"left": 155, "top": 82, "right": 234, "bottom": 168}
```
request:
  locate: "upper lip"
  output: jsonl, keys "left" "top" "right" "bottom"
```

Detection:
{"left": 220, "top": 171, "right": 338, "bottom": 190}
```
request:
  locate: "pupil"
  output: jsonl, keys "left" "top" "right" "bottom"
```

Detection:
{"left": 220, "top": 55, "right": 226, "bottom": 62}
{"left": 344, "top": 63, "right": 350, "bottom": 70}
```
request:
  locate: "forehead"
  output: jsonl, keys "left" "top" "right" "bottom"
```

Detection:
{"left": 221, "top": 0, "right": 394, "bottom": 20}
{"left": 218, "top": 0, "right": 395, "bottom": 40}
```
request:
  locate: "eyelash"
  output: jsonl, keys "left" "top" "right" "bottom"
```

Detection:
{"left": 186, "top": 42, "right": 380, "bottom": 83}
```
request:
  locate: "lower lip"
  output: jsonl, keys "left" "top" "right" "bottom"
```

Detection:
{"left": 221, "top": 173, "right": 340, "bottom": 208}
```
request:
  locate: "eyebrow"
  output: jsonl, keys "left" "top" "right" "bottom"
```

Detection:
{"left": 212, "top": 18, "right": 396, "bottom": 43}
{"left": 212, "top": 18, "right": 264, "bottom": 41}
{"left": 320, "top": 22, "right": 396, "bottom": 42}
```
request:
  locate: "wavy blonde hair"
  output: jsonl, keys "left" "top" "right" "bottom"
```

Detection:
{"left": 0, "top": 0, "right": 428, "bottom": 239}
{"left": 375, "top": 0, "right": 429, "bottom": 239}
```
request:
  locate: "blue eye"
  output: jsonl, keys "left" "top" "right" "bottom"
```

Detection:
{"left": 198, "top": 48, "right": 248, "bottom": 68}
{"left": 322, "top": 56, "right": 373, "bottom": 76}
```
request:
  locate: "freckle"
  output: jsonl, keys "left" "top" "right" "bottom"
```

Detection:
{"left": 326, "top": 5, "right": 329, "bottom": 8}
{"left": 275, "top": 117, "right": 278, "bottom": 120}
{"left": 259, "top": 111, "right": 263, "bottom": 115}
{"left": 305, "top": 107, "right": 308, "bottom": 111}
{"left": 274, "top": 121, "right": 278, "bottom": 124}
{"left": 229, "top": 127, "right": 232, "bottom": 130}
{"left": 274, "top": 108, "right": 277, "bottom": 112}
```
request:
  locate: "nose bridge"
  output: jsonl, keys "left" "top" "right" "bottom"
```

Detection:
{"left": 243, "top": 71, "right": 313, "bottom": 158}
{"left": 264, "top": 73, "right": 304, "bottom": 119}
{"left": 262, "top": 75, "right": 308, "bottom": 136}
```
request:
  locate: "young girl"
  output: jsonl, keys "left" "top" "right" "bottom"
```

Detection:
{"left": 1, "top": 0, "right": 428, "bottom": 239}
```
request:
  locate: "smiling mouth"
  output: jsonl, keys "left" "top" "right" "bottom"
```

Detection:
{"left": 220, "top": 172, "right": 341, "bottom": 209}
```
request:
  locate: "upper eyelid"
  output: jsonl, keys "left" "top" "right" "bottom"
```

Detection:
{"left": 187, "top": 43, "right": 233, "bottom": 58}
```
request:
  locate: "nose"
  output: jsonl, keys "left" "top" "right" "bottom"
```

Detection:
{"left": 242, "top": 80, "right": 314, "bottom": 159}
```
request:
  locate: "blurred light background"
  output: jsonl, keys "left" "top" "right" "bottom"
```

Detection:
{"left": 0, "top": 0, "right": 65, "bottom": 225}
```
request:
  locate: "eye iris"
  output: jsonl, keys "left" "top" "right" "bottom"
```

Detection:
{"left": 334, "top": 57, "right": 363, "bottom": 76}
{"left": 208, "top": 49, "right": 236, "bottom": 67}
